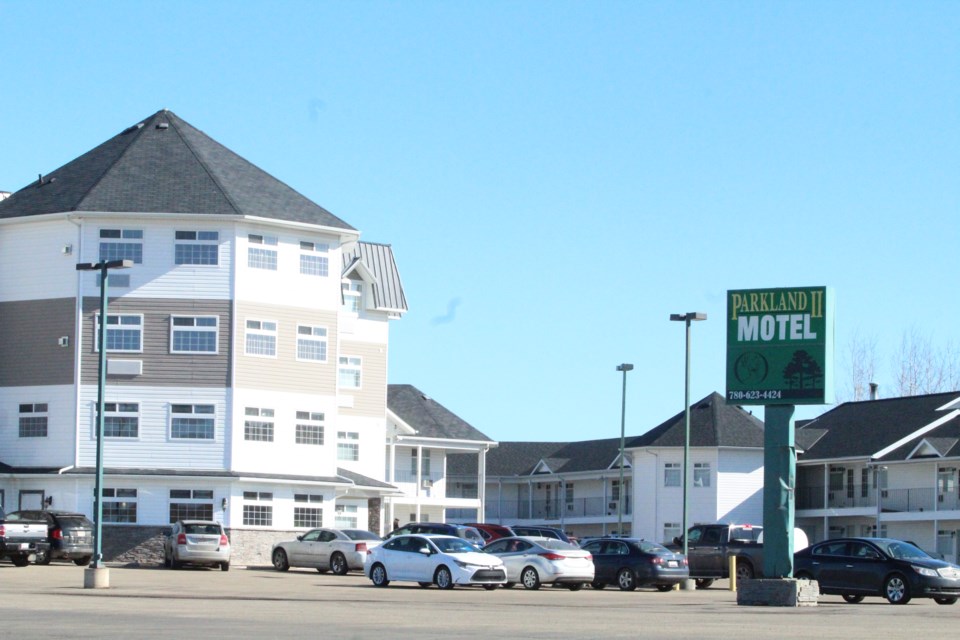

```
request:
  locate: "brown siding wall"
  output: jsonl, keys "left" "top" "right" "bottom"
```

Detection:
{"left": 339, "top": 339, "right": 387, "bottom": 417}
{"left": 79, "top": 297, "right": 232, "bottom": 388}
{"left": 0, "top": 298, "right": 76, "bottom": 386}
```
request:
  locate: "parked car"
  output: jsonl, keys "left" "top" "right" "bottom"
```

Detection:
{"left": 0, "top": 507, "right": 49, "bottom": 567}
{"left": 385, "top": 522, "right": 485, "bottom": 547}
{"left": 509, "top": 525, "right": 571, "bottom": 543}
{"left": 465, "top": 523, "right": 515, "bottom": 543}
{"left": 272, "top": 528, "right": 381, "bottom": 574}
{"left": 164, "top": 520, "right": 231, "bottom": 571}
{"left": 366, "top": 534, "right": 506, "bottom": 589}
{"left": 794, "top": 537, "right": 960, "bottom": 605}
{"left": 9, "top": 510, "right": 93, "bottom": 566}
{"left": 483, "top": 536, "right": 594, "bottom": 590}
{"left": 580, "top": 538, "right": 689, "bottom": 591}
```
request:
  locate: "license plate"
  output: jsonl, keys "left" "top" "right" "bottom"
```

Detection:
{"left": 667, "top": 560, "right": 678, "bottom": 568}
{"left": 19, "top": 543, "right": 30, "bottom": 550}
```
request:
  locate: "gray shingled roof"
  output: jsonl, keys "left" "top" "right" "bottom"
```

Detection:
{"left": 0, "top": 109, "right": 354, "bottom": 230}
{"left": 797, "top": 391, "right": 960, "bottom": 461}
{"left": 343, "top": 242, "right": 408, "bottom": 313}
{"left": 626, "top": 392, "right": 765, "bottom": 449}
{"left": 388, "top": 384, "right": 494, "bottom": 442}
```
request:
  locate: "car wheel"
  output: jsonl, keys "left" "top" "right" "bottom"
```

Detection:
{"left": 220, "top": 561, "right": 230, "bottom": 572}
{"left": 841, "top": 594, "right": 864, "bottom": 604}
{"left": 503, "top": 582, "right": 516, "bottom": 589}
{"left": 884, "top": 574, "right": 911, "bottom": 604}
{"left": 591, "top": 580, "right": 606, "bottom": 590}
{"left": 12, "top": 555, "right": 30, "bottom": 567}
{"left": 934, "top": 596, "right": 957, "bottom": 605}
{"left": 171, "top": 557, "right": 182, "bottom": 570}
{"left": 483, "top": 584, "right": 499, "bottom": 590}
{"left": 74, "top": 556, "right": 90, "bottom": 566}
{"left": 567, "top": 583, "right": 585, "bottom": 591}
{"left": 735, "top": 559, "right": 755, "bottom": 581}
{"left": 330, "top": 552, "right": 349, "bottom": 576}
{"left": 521, "top": 566, "right": 541, "bottom": 590}
{"left": 435, "top": 565, "right": 455, "bottom": 590}
{"left": 370, "top": 563, "right": 389, "bottom": 587}
{"left": 34, "top": 549, "right": 51, "bottom": 565}
{"left": 656, "top": 584, "right": 673, "bottom": 592}
{"left": 617, "top": 568, "right": 637, "bottom": 591}
{"left": 695, "top": 578, "right": 714, "bottom": 589}
{"left": 794, "top": 571, "right": 813, "bottom": 581}
{"left": 418, "top": 582, "right": 432, "bottom": 588}
{"left": 272, "top": 549, "right": 290, "bottom": 572}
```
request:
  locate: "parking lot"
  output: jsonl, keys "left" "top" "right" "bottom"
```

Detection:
{"left": 0, "top": 563, "right": 956, "bottom": 639}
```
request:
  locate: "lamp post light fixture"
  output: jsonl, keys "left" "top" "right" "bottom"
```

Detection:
{"left": 615, "top": 363, "right": 633, "bottom": 536}
{"left": 669, "top": 312, "right": 706, "bottom": 591}
{"left": 76, "top": 258, "right": 132, "bottom": 586}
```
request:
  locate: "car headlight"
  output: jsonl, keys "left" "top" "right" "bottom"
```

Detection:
{"left": 912, "top": 565, "right": 938, "bottom": 577}
{"left": 454, "top": 559, "right": 499, "bottom": 570}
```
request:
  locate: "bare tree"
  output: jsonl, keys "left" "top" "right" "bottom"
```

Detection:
{"left": 892, "top": 327, "right": 960, "bottom": 396}
{"left": 838, "top": 330, "right": 878, "bottom": 402}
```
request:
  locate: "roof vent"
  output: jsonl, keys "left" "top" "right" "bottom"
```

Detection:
{"left": 122, "top": 122, "right": 145, "bottom": 134}
{"left": 156, "top": 122, "right": 169, "bottom": 130}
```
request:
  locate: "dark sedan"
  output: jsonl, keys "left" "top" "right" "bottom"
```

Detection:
{"left": 580, "top": 538, "right": 688, "bottom": 591}
{"left": 794, "top": 537, "right": 960, "bottom": 605}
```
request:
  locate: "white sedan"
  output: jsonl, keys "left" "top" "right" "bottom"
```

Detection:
{"left": 366, "top": 534, "right": 507, "bottom": 589}
{"left": 482, "top": 536, "right": 594, "bottom": 590}
{"left": 272, "top": 528, "right": 382, "bottom": 574}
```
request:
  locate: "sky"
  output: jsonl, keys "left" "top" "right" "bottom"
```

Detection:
{"left": 2, "top": 1, "right": 958, "bottom": 443}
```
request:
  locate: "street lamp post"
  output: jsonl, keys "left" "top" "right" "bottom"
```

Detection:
{"left": 670, "top": 312, "right": 707, "bottom": 591}
{"left": 76, "top": 258, "right": 132, "bottom": 588}
{"left": 616, "top": 363, "right": 634, "bottom": 536}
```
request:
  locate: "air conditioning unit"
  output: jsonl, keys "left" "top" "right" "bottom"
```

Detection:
{"left": 421, "top": 479, "right": 433, "bottom": 489}
{"left": 566, "top": 503, "right": 574, "bottom": 511}
{"left": 607, "top": 501, "right": 619, "bottom": 514}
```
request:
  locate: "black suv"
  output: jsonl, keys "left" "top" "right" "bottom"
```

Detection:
{"left": 10, "top": 510, "right": 94, "bottom": 566}
{"left": 384, "top": 522, "right": 485, "bottom": 546}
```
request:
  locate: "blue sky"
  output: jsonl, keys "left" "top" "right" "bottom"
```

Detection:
{"left": 2, "top": 1, "right": 958, "bottom": 443}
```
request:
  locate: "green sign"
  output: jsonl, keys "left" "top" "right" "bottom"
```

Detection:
{"left": 726, "top": 286, "right": 834, "bottom": 405}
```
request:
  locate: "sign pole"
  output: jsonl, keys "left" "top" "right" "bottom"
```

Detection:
{"left": 762, "top": 404, "right": 795, "bottom": 578}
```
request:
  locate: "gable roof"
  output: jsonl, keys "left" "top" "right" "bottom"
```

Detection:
{"left": 626, "top": 392, "right": 765, "bottom": 449}
{"left": 0, "top": 109, "right": 354, "bottom": 231}
{"left": 453, "top": 438, "right": 627, "bottom": 477}
{"left": 388, "top": 384, "right": 494, "bottom": 442}
{"left": 343, "top": 242, "right": 408, "bottom": 313}
{"left": 796, "top": 391, "right": 960, "bottom": 461}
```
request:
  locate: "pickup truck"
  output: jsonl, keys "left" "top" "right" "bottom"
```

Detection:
{"left": 0, "top": 506, "right": 50, "bottom": 566}
{"left": 671, "top": 523, "right": 766, "bottom": 588}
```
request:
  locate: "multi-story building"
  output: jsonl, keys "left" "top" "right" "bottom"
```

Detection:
{"left": 0, "top": 109, "right": 407, "bottom": 563}
{"left": 384, "top": 384, "right": 496, "bottom": 530}
{"left": 795, "top": 391, "right": 960, "bottom": 562}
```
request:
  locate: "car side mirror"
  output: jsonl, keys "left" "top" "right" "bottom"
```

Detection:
{"left": 419, "top": 547, "right": 432, "bottom": 555}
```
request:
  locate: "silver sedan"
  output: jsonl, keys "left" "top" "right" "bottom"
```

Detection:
{"left": 483, "top": 536, "right": 594, "bottom": 590}
{"left": 272, "top": 528, "right": 382, "bottom": 574}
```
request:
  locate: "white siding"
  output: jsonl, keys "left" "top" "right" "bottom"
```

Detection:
{"left": 0, "top": 218, "right": 82, "bottom": 302}
{"left": 77, "top": 385, "right": 229, "bottom": 470}
{"left": 0, "top": 384, "right": 76, "bottom": 466}
{"left": 716, "top": 449, "right": 764, "bottom": 524}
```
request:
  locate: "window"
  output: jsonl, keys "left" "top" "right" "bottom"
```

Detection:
{"left": 296, "top": 325, "right": 328, "bottom": 362}
{"left": 295, "top": 411, "right": 324, "bottom": 445}
{"left": 342, "top": 281, "right": 362, "bottom": 313}
{"left": 245, "top": 320, "right": 277, "bottom": 357}
{"left": 337, "top": 431, "right": 359, "bottom": 461}
{"left": 248, "top": 234, "right": 278, "bottom": 270}
{"left": 294, "top": 494, "right": 324, "bottom": 528}
{"left": 171, "top": 316, "right": 218, "bottom": 354}
{"left": 18, "top": 403, "right": 48, "bottom": 438}
{"left": 664, "top": 463, "right": 681, "bottom": 487}
{"left": 411, "top": 449, "right": 431, "bottom": 475}
{"left": 169, "top": 489, "right": 214, "bottom": 522}
{"left": 174, "top": 231, "right": 219, "bottom": 265}
{"left": 96, "top": 314, "right": 143, "bottom": 352}
{"left": 242, "top": 491, "right": 273, "bottom": 526}
{"left": 99, "top": 229, "right": 143, "bottom": 263}
{"left": 335, "top": 504, "right": 358, "bottom": 528}
{"left": 244, "top": 407, "right": 275, "bottom": 442}
{"left": 862, "top": 468, "right": 871, "bottom": 498}
{"left": 693, "top": 462, "right": 711, "bottom": 488}
{"left": 299, "top": 241, "right": 329, "bottom": 276}
{"left": 102, "top": 488, "right": 137, "bottom": 523}
{"left": 663, "top": 522, "right": 681, "bottom": 544}
{"left": 104, "top": 402, "right": 139, "bottom": 438}
{"left": 171, "top": 404, "right": 215, "bottom": 440}
{"left": 565, "top": 483, "right": 574, "bottom": 505}
{"left": 338, "top": 356, "right": 361, "bottom": 389}
{"left": 829, "top": 466, "right": 844, "bottom": 491}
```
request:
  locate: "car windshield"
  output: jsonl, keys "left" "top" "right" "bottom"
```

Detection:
{"left": 876, "top": 540, "right": 932, "bottom": 561}
{"left": 432, "top": 537, "right": 477, "bottom": 554}
{"left": 184, "top": 524, "right": 222, "bottom": 535}
{"left": 343, "top": 529, "right": 381, "bottom": 541}
{"left": 638, "top": 541, "right": 670, "bottom": 554}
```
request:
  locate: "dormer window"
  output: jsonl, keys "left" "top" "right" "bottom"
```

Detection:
{"left": 342, "top": 281, "right": 363, "bottom": 313}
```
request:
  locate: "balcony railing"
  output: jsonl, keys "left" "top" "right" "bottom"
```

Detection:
{"left": 484, "top": 497, "right": 631, "bottom": 521}
{"left": 386, "top": 470, "right": 444, "bottom": 485}
{"left": 797, "top": 484, "right": 952, "bottom": 513}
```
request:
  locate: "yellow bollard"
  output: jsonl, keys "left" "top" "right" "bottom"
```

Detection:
{"left": 729, "top": 555, "right": 737, "bottom": 592}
